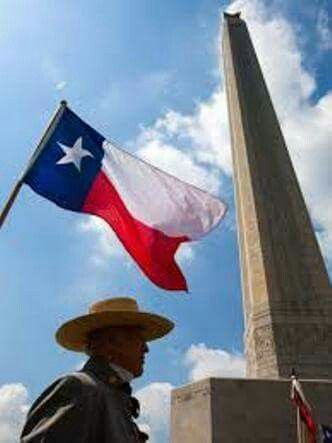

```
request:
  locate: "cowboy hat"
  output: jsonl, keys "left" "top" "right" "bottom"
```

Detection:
{"left": 56, "top": 297, "right": 174, "bottom": 352}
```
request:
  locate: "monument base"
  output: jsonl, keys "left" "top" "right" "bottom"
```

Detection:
{"left": 171, "top": 378, "right": 332, "bottom": 442}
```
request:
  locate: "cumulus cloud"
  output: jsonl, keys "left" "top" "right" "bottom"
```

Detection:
{"left": 0, "top": 383, "right": 29, "bottom": 443}
{"left": 136, "top": 382, "right": 173, "bottom": 443}
{"left": 135, "top": 87, "right": 232, "bottom": 180}
{"left": 227, "top": 0, "right": 316, "bottom": 118}
{"left": 78, "top": 216, "right": 125, "bottom": 265}
{"left": 175, "top": 243, "right": 196, "bottom": 265}
{"left": 184, "top": 343, "right": 245, "bottom": 381}
{"left": 55, "top": 80, "right": 67, "bottom": 91}
{"left": 41, "top": 57, "right": 67, "bottom": 91}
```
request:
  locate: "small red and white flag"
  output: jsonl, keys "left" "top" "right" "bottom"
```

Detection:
{"left": 291, "top": 376, "right": 317, "bottom": 443}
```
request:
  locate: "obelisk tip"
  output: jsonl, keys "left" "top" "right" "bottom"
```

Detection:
{"left": 223, "top": 11, "right": 241, "bottom": 20}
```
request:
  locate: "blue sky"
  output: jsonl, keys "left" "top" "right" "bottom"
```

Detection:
{"left": 0, "top": 0, "right": 331, "bottom": 441}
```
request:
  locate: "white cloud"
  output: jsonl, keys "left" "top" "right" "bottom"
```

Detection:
{"left": 317, "top": 8, "right": 332, "bottom": 51}
{"left": 137, "top": 423, "right": 151, "bottom": 438}
{"left": 55, "top": 80, "right": 67, "bottom": 91}
{"left": 136, "top": 89, "right": 232, "bottom": 179}
{"left": 136, "top": 382, "right": 173, "bottom": 443}
{"left": 78, "top": 216, "right": 125, "bottom": 265}
{"left": 41, "top": 57, "right": 67, "bottom": 91}
{"left": 184, "top": 343, "right": 245, "bottom": 381}
{"left": 175, "top": 243, "right": 196, "bottom": 265}
{"left": 282, "top": 92, "right": 332, "bottom": 270}
{"left": 227, "top": 0, "right": 316, "bottom": 119}
{"left": 0, "top": 384, "right": 29, "bottom": 443}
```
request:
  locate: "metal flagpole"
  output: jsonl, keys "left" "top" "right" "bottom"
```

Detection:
{"left": 0, "top": 100, "right": 68, "bottom": 229}
{"left": 291, "top": 368, "right": 302, "bottom": 443}
{"left": 297, "top": 407, "right": 303, "bottom": 443}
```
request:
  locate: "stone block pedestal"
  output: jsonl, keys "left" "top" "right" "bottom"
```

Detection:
{"left": 171, "top": 378, "right": 332, "bottom": 442}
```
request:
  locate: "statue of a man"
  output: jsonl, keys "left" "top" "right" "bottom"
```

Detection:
{"left": 21, "top": 297, "right": 174, "bottom": 442}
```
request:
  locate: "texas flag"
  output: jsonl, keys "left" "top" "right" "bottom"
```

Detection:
{"left": 23, "top": 104, "right": 226, "bottom": 290}
{"left": 291, "top": 377, "right": 317, "bottom": 443}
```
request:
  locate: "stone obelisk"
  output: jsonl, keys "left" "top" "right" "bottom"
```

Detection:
{"left": 171, "top": 13, "right": 332, "bottom": 443}
{"left": 223, "top": 12, "right": 331, "bottom": 379}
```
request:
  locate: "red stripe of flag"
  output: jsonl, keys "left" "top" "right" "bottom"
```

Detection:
{"left": 82, "top": 170, "right": 189, "bottom": 291}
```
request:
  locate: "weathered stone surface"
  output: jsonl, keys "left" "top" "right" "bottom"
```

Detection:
{"left": 222, "top": 13, "right": 332, "bottom": 378}
{"left": 171, "top": 378, "right": 332, "bottom": 443}
{"left": 171, "top": 379, "right": 213, "bottom": 443}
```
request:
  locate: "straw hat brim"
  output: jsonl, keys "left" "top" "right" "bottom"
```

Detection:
{"left": 56, "top": 310, "right": 174, "bottom": 352}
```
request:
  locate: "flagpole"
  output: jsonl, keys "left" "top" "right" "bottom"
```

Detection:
{"left": 0, "top": 100, "right": 68, "bottom": 229}
{"left": 291, "top": 369, "right": 302, "bottom": 443}
{"left": 296, "top": 380, "right": 303, "bottom": 443}
{"left": 297, "top": 407, "right": 304, "bottom": 443}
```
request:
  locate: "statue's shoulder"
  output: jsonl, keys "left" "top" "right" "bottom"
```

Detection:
{"left": 66, "top": 370, "right": 98, "bottom": 387}
{"left": 38, "top": 371, "right": 99, "bottom": 402}
{"left": 60, "top": 370, "right": 103, "bottom": 397}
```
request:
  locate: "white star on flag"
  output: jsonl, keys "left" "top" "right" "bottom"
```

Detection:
{"left": 57, "top": 137, "right": 93, "bottom": 171}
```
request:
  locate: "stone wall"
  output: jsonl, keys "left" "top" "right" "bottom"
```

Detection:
{"left": 171, "top": 378, "right": 332, "bottom": 442}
